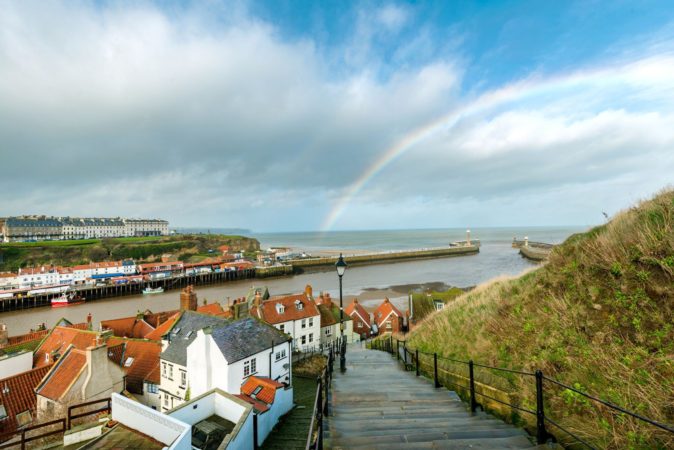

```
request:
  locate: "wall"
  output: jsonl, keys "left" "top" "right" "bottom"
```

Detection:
{"left": 111, "top": 393, "right": 191, "bottom": 449}
{"left": 186, "top": 332, "right": 229, "bottom": 399}
{"left": 0, "top": 351, "right": 32, "bottom": 379}
{"left": 257, "top": 386, "right": 293, "bottom": 445}
{"left": 160, "top": 360, "right": 189, "bottom": 412}
{"left": 291, "top": 315, "right": 321, "bottom": 352}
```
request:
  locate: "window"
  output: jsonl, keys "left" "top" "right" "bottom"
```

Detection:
{"left": 244, "top": 358, "right": 257, "bottom": 377}
{"left": 309, "top": 318, "right": 314, "bottom": 327}
{"left": 301, "top": 319, "right": 306, "bottom": 329}
{"left": 168, "top": 364, "right": 174, "bottom": 380}
{"left": 386, "top": 320, "right": 392, "bottom": 330}
{"left": 279, "top": 324, "right": 285, "bottom": 332}
{"left": 325, "top": 327, "right": 332, "bottom": 336}
{"left": 164, "top": 395, "right": 169, "bottom": 407}
{"left": 148, "top": 383, "right": 158, "bottom": 394}
{"left": 309, "top": 333, "right": 314, "bottom": 343}
{"left": 301, "top": 335, "right": 306, "bottom": 345}
{"left": 180, "top": 370, "right": 187, "bottom": 387}
{"left": 275, "top": 351, "right": 281, "bottom": 361}
{"left": 357, "top": 322, "right": 362, "bottom": 329}
{"left": 162, "top": 362, "right": 167, "bottom": 378}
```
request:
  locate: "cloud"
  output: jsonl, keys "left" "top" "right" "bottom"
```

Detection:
{"left": 0, "top": 1, "right": 673, "bottom": 231}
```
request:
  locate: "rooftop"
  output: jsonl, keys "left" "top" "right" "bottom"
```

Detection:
{"left": 0, "top": 365, "right": 52, "bottom": 436}
{"left": 252, "top": 293, "right": 320, "bottom": 324}
{"left": 81, "top": 423, "right": 165, "bottom": 449}
{"left": 207, "top": 318, "right": 290, "bottom": 364}
{"left": 36, "top": 346, "right": 87, "bottom": 401}
{"left": 107, "top": 337, "right": 162, "bottom": 391}
{"left": 374, "top": 298, "right": 403, "bottom": 328}
{"left": 345, "top": 299, "right": 372, "bottom": 328}
{"left": 34, "top": 326, "right": 99, "bottom": 368}
{"left": 160, "top": 311, "right": 229, "bottom": 366}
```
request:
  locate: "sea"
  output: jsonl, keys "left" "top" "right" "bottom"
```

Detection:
{"left": 1, "top": 227, "right": 586, "bottom": 334}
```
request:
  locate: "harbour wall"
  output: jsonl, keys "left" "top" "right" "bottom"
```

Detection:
{"left": 288, "top": 245, "right": 480, "bottom": 273}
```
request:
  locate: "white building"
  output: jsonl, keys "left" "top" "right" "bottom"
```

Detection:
{"left": 158, "top": 312, "right": 291, "bottom": 415}
{"left": 251, "top": 291, "right": 321, "bottom": 352}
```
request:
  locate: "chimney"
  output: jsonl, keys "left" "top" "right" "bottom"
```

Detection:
{"left": 0, "top": 324, "right": 8, "bottom": 347}
{"left": 180, "top": 285, "right": 198, "bottom": 311}
{"left": 86, "top": 313, "right": 93, "bottom": 330}
{"left": 384, "top": 297, "right": 390, "bottom": 304}
{"left": 323, "top": 292, "right": 332, "bottom": 307}
{"left": 305, "top": 284, "right": 313, "bottom": 299}
{"left": 254, "top": 291, "right": 262, "bottom": 308}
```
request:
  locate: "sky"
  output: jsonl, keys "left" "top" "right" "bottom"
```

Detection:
{"left": 1, "top": 1, "right": 673, "bottom": 232}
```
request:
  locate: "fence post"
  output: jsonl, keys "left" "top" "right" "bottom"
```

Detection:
{"left": 21, "top": 430, "right": 26, "bottom": 450}
{"left": 469, "top": 360, "right": 477, "bottom": 413}
{"left": 396, "top": 339, "right": 400, "bottom": 361}
{"left": 434, "top": 353, "right": 440, "bottom": 388}
{"left": 389, "top": 335, "right": 393, "bottom": 354}
{"left": 403, "top": 345, "right": 408, "bottom": 367}
{"left": 535, "top": 370, "right": 548, "bottom": 444}
{"left": 323, "top": 371, "right": 329, "bottom": 417}
{"left": 415, "top": 349, "right": 420, "bottom": 376}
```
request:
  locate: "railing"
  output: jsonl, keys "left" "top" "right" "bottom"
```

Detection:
{"left": 371, "top": 337, "right": 674, "bottom": 449}
{"left": 67, "top": 397, "right": 112, "bottom": 429}
{"left": 304, "top": 346, "right": 334, "bottom": 450}
{"left": 0, "top": 418, "right": 66, "bottom": 450}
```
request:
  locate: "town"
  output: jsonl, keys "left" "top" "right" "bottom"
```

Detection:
{"left": 0, "top": 278, "right": 407, "bottom": 449}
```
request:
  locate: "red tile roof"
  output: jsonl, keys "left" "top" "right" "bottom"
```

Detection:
{"left": 33, "top": 327, "right": 99, "bottom": 368}
{"left": 251, "top": 293, "right": 320, "bottom": 325}
{"left": 101, "top": 317, "right": 155, "bottom": 339}
{"left": 373, "top": 298, "right": 402, "bottom": 329}
{"left": 196, "top": 302, "right": 225, "bottom": 316}
{"left": 107, "top": 338, "right": 161, "bottom": 393}
{"left": 1, "top": 330, "right": 49, "bottom": 349}
{"left": 36, "top": 347, "right": 87, "bottom": 401}
{"left": 240, "top": 376, "right": 284, "bottom": 405}
{"left": 0, "top": 365, "right": 52, "bottom": 436}
{"left": 142, "top": 310, "right": 179, "bottom": 328}
{"left": 235, "top": 394, "right": 269, "bottom": 413}
{"left": 144, "top": 312, "right": 181, "bottom": 341}
{"left": 345, "top": 299, "right": 371, "bottom": 329}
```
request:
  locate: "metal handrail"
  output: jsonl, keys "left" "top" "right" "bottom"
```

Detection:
{"left": 372, "top": 337, "right": 674, "bottom": 448}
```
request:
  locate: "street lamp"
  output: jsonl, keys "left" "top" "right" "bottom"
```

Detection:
{"left": 335, "top": 253, "right": 347, "bottom": 372}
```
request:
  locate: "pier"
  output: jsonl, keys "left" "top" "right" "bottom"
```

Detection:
{"left": 512, "top": 238, "right": 555, "bottom": 261}
{"left": 288, "top": 244, "right": 480, "bottom": 273}
{"left": 0, "top": 268, "right": 256, "bottom": 313}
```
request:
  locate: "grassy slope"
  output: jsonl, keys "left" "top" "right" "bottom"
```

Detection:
{"left": 412, "top": 287, "right": 464, "bottom": 321}
{"left": 407, "top": 189, "right": 674, "bottom": 449}
{"left": 0, "top": 234, "right": 260, "bottom": 271}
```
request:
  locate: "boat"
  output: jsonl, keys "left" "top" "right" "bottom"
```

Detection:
{"left": 51, "top": 293, "right": 85, "bottom": 308}
{"left": 142, "top": 286, "right": 164, "bottom": 295}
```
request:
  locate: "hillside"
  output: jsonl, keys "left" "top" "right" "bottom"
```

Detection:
{"left": 0, "top": 234, "right": 260, "bottom": 271}
{"left": 406, "top": 189, "right": 673, "bottom": 449}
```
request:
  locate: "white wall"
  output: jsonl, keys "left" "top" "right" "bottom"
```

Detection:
{"left": 160, "top": 360, "right": 189, "bottom": 412}
{"left": 257, "top": 386, "right": 293, "bottom": 445}
{"left": 0, "top": 351, "right": 32, "bottom": 379}
{"left": 111, "top": 393, "right": 191, "bottom": 449}
{"left": 292, "top": 315, "right": 321, "bottom": 352}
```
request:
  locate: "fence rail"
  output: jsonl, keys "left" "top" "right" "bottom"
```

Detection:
{"left": 371, "top": 336, "right": 674, "bottom": 449}
{"left": 304, "top": 346, "right": 335, "bottom": 450}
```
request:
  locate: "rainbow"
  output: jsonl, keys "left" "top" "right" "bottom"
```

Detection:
{"left": 318, "top": 55, "right": 671, "bottom": 231}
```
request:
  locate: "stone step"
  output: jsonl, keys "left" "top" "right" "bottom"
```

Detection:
{"left": 327, "top": 428, "right": 528, "bottom": 447}
{"left": 326, "top": 416, "right": 512, "bottom": 429}
{"left": 326, "top": 423, "right": 524, "bottom": 439}
{"left": 328, "top": 435, "right": 536, "bottom": 449}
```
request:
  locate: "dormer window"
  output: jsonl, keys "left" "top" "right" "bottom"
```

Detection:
{"left": 295, "top": 300, "right": 303, "bottom": 310}
{"left": 276, "top": 303, "right": 285, "bottom": 314}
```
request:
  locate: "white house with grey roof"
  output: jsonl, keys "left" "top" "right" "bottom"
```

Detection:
{"left": 187, "top": 319, "right": 292, "bottom": 398}
{"left": 159, "top": 311, "right": 291, "bottom": 413}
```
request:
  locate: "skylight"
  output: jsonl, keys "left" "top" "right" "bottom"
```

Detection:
{"left": 124, "top": 357, "right": 134, "bottom": 367}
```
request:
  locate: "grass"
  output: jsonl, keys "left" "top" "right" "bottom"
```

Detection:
{"left": 411, "top": 287, "right": 464, "bottom": 321}
{"left": 0, "top": 234, "right": 259, "bottom": 271}
{"left": 404, "top": 188, "right": 674, "bottom": 450}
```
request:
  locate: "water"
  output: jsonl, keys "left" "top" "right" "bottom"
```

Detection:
{"left": 1, "top": 227, "right": 585, "bottom": 334}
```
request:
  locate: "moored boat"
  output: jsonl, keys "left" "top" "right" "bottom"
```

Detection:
{"left": 51, "top": 293, "right": 85, "bottom": 308}
{"left": 142, "top": 286, "right": 164, "bottom": 295}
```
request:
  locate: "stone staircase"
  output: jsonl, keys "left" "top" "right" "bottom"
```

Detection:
{"left": 325, "top": 344, "right": 541, "bottom": 449}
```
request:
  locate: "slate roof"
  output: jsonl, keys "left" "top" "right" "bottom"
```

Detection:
{"left": 0, "top": 365, "right": 52, "bottom": 436}
{"left": 160, "top": 312, "right": 229, "bottom": 366}
{"left": 36, "top": 346, "right": 87, "bottom": 401}
{"left": 208, "top": 318, "right": 290, "bottom": 364}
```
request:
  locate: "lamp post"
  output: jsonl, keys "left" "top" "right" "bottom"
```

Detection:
{"left": 336, "top": 253, "right": 347, "bottom": 372}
